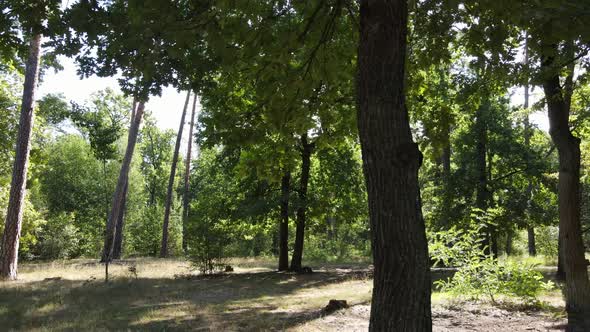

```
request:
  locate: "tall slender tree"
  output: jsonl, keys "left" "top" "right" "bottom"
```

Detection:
{"left": 161, "top": 91, "right": 191, "bottom": 257}
{"left": 103, "top": 101, "right": 145, "bottom": 277}
{"left": 357, "top": 0, "right": 431, "bottom": 330}
{"left": 182, "top": 94, "right": 198, "bottom": 251}
{"left": 0, "top": 33, "right": 42, "bottom": 280}
{"left": 113, "top": 99, "right": 137, "bottom": 259}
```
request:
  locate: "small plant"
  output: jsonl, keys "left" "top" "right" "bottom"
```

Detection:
{"left": 186, "top": 217, "right": 229, "bottom": 274}
{"left": 429, "top": 212, "right": 554, "bottom": 304}
{"left": 128, "top": 265, "right": 138, "bottom": 279}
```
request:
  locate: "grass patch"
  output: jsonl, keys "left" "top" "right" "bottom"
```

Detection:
{"left": 1, "top": 258, "right": 373, "bottom": 331}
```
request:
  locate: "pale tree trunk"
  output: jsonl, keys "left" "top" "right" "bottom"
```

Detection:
{"left": 0, "top": 34, "right": 42, "bottom": 281}
{"left": 112, "top": 181, "right": 127, "bottom": 260}
{"left": 542, "top": 48, "right": 590, "bottom": 331}
{"left": 278, "top": 171, "right": 290, "bottom": 271}
{"left": 109, "top": 99, "right": 137, "bottom": 260}
{"left": 182, "top": 94, "right": 198, "bottom": 252}
{"left": 102, "top": 101, "right": 145, "bottom": 268}
{"left": 290, "top": 133, "right": 314, "bottom": 272}
{"left": 358, "top": 1, "right": 432, "bottom": 330}
{"left": 160, "top": 91, "right": 191, "bottom": 257}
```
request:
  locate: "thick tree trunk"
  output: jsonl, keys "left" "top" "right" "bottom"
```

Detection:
{"left": 358, "top": 1, "right": 432, "bottom": 330}
{"left": 182, "top": 94, "right": 198, "bottom": 252}
{"left": 542, "top": 52, "right": 590, "bottom": 331}
{"left": 160, "top": 91, "right": 191, "bottom": 257}
{"left": 290, "top": 134, "right": 313, "bottom": 272}
{"left": 278, "top": 172, "right": 290, "bottom": 271}
{"left": 112, "top": 181, "right": 127, "bottom": 259}
{"left": 102, "top": 101, "right": 145, "bottom": 263}
{"left": 0, "top": 34, "right": 42, "bottom": 281}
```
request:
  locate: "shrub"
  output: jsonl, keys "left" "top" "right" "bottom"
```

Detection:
{"left": 36, "top": 212, "right": 80, "bottom": 259}
{"left": 429, "top": 221, "right": 554, "bottom": 304}
{"left": 186, "top": 217, "right": 229, "bottom": 274}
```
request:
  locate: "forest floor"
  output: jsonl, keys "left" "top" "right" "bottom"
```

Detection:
{"left": 0, "top": 257, "right": 567, "bottom": 331}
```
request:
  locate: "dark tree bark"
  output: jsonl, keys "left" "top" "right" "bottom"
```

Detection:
{"left": 523, "top": 39, "right": 537, "bottom": 257}
{"left": 102, "top": 101, "right": 145, "bottom": 264}
{"left": 160, "top": 91, "right": 191, "bottom": 257}
{"left": 290, "top": 133, "right": 314, "bottom": 272}
{"left": 0, "top": 34, "right": 42, "bottom": 281}
{"left": 278, "top": 171, "right": 290, "bottom": 271}
{"left": 542, "top": 49, "right": 590, "bottom": 331}
{"left": 358, "top": 1, "right": 432, "bottom": 330}
{"left": 527, "top": 227, "right": 537, "bottom": 256}
{"left": 182, "top": 94, "right": 198, "bottom": 252}
{"left": 475, "top": 104, "right": 492, "bottom": 254}
{"left": 506, "top": 232, "right": 513, "bottom": 256}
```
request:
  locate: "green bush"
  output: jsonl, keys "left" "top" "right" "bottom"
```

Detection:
{"left": 186, "top": 217, "right": 229, "bottom": 274}
{"left": 36, "top": 212, "right": 80, "bottom": 260}
{"left": 429, "top": 222, "right": 554, "bottom": 303}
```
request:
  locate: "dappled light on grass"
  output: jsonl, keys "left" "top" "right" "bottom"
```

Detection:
{"left": 0, "top": 258, "right": 373, "bottom": 331}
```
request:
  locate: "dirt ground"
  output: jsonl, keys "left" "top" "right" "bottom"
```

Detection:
{"left": 0, "top": 258, "right": 568, "bottom": 331}
{"left": 295, "top": 303, "right": 566, "bottom": 331}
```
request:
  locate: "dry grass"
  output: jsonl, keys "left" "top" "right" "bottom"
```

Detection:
{"left": 1, "top": 257, "right": 570, "bottom": 331}
{"left": 0, "top": 258, "right": 373, "bottom": 331}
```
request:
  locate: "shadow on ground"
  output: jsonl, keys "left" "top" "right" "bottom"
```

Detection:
{"left": 0, "top": 267, "right": 369, "bottom": 331}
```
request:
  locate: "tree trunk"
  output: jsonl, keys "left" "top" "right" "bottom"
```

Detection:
{"left": 278, "top": 171, "right": 290, "bottom": 271}
{"left": 182, "top": 94, "right": 198, "bottom": 252}
{"left": 523, "top": 39, "right": 537, "bottom": 258}
{"left": 542, "top": 51, "right": 590, "bottom": 331}
{"left": 358, "top": 1, "right": 432, "bottom": 330}
{"left": 160, "top": 91, "right": 191, "bottom": 258}
{"left": 506, "top": 231, "right": 513, "bottom": 256}
{"left": 290, "top": 134, "right": 313, "bottom": 272}
{"left": 527, "top": 227, "right": 537, "bottom": 256}
{"left": 102, "top": 101, "right": 145, "bottom": 263}
{"left": 112, "top": 180, "right": 127, "bottom": 259}
{"left": 475, "top": 104, "right": 491, "bottom": 254}
{"left": 0, "top": 34, "right": 42, "bottom": 281}
{"left": 112, "top": 99, "right": 137, "bottom": 260}
{"left": 440, "top": 123, "right": 452, "bottom": 229}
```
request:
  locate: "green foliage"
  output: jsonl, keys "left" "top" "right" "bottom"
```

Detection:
{"left": 430, "top": 222, "right": 554, "bottom": 304}
{"left": 36, "top": 212, "right": 79, "bottom": 260}
{"left": 186, "top": 217, "right": 229, "bottom": 275}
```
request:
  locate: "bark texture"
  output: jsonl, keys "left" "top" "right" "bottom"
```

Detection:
{"left": 0, "top": 34, "right": 42, "bottom": 281}
{"left": 290, "top": 134, "right": 314, "bottom": 272}
{"left": 278, "top": 172, "right": 290, "bottom": 271}
{"left": 182, "top": 94, "right": 198, "bottom": 251}
{"left": 102, "top": 101, "right": 145, "bottom": 263}
{"left": 358, "top": 1, "right": 432, "bottom": 330}
{"left": 112, "top": 181, "right": 127, "bottom": 259}
{"left": 542, "top": 51, "right": 590, "bottom": 332}
{"left": 160, "top": 91, "right": 190, "bottom": 257}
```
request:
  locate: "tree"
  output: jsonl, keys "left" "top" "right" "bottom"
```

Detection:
{"left": 0, "top": 33, "right": 42, "bottom": 280}
{"left": 357, "top": 0, "right": 431, "bottom": 330}
{"left": 290, "top": 133, "right": 315, "bottom": 271}
{"left": 182, "top": 94, "right": 198, "bottom": 251}
{"left": 161, "top": 91, "right": 190, "bottom": 258}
